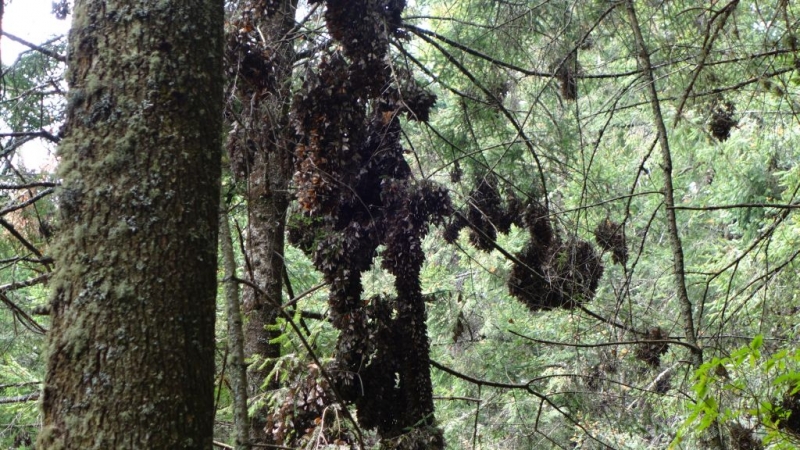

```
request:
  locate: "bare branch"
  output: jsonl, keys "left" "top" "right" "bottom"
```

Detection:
{"left": 2, "top": 31, "right": 66, "bottom": 62}
{"left": 430, "top": 360, "right": 614, "bottom": 448}
{"left": 219, "top": 203, "right": 250, "bottom": 449}
{"left": 0, "top": 392, "right": 40, "bottom": 404}
{"left": 0, "top": 381, "right": 40, "bottom": 390}
{"left": 0, "top": 273, "right": 50, "bottom": 293}
{"left": 0, "top": 218, "right": 46, "bottom": 259}
{"left": 672, "top": 202, "right": 800, "bottom": 211}
{"left": 508, "top": 329, "right": 701, "bottom": 353}
{"left": 624, "top": 1, "right": 723, "bottom": 447}
{"left": 0, "top": 188, "right": 55, "bottom": 216}
{"left": 0, "top": 131, "right": 60, "bottom": 143}
{"left": 0, "top": 291, "right": 46, "bottom": 334}
{"left": 0, "top": 182, "right": 59, "bottom": 189}
{"left": 673, "top": 0, "right": 740, "bottom": 125}
{"left": 407, "top": 29, "right": 551, "bottom": 205}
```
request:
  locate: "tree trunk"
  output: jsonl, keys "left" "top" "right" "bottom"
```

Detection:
{"left": 226, "top": 1, "right": 297, "bottom": 443}
{"left": 37, "top": 0, "right": 224, "bottom": 447}
{"left": 623, "top": 2, "right": 725, "bottom": 449}
{"left": 220, "top": 199, "right": 250, "bottom": 450}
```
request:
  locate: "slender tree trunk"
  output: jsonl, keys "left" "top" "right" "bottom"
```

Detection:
{"left": 0, "top": 1, "right": 4, "bottom": 66}
{"left": 37, "top": 0, "right": 224, "bottom": 447}
{"left": 220, "top": 199, "right": 250, "bottom": 450}
{"left": 623, "top": 2, "right": 725, "bottom": 449}
{"left": 227, "top": 1, "right": 297, "bottom": 443}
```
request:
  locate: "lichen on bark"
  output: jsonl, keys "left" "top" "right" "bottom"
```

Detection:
{"left": 38, "top": 0, "right": 225, "bottom": 448}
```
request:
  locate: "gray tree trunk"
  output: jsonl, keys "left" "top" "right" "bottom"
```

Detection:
{"left": 624, "top": 2, "right": 725, "bottom": 449}
{"left": 37, "top": 0, "right": 224, "bottom": 447}
{"left": 227, "top": 1, "right": 297, "bottom": 444}
{"left": 220, "top": 201, "right": 251, "bottom": 450}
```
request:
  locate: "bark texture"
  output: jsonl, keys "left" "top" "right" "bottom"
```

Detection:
{"left": 37, "top": 0, "right": 224, "bottom": 448}
{"left": 220, "top": 202, "right": 250, "bottom": 450}
{"left": 226, "top": 1, "right": 297, "bottom": 443}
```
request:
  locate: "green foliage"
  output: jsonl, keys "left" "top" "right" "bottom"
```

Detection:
{"left": 0, "top": 356, "right": 41, "bottom": 449}
{"left": 675, "top": 336, "right": 800, "bottom": 449}
{"left": 1, "top": 39, "right": 66, "bottom": 134}
{"left": 399, "top": 0, "right": 800, "bottom": 448}
{"left": 4, "top": 0, "right": 800, "bottom": 447}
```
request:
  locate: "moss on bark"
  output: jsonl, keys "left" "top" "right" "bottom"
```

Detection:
{"left": 37, "top": 0, "right": 224, "bottom": 448}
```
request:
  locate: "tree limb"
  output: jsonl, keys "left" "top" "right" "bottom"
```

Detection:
{"left": 0, "top": 273, "right": 50, "bottom": 293}
{"left": 2, "top": 31, "right": 66, "bottom": 62}
{"left": 0, "top": 182, "right": 59, "bottom": 189}
{"left": 0, "top": 131, "right": 60, "bottom": 143}
{"left": 0, "top": 392, "right": 40, "bottom": 404}
{"left": 0, "top": 218, "right": 46, "bottom": 260}
{"left": 0, "top": 188, "right": 55, "bottom": 216}
{"left": 672, "top": 202, "right": 800, "bottom": 211}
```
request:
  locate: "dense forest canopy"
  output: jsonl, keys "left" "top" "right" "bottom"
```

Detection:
{"left": 1, "top": 0, "right": 800, "bottom": 448}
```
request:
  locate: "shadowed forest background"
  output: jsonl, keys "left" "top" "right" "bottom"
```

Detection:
{"left": 2, "top": 0, "right": 800, "bottom": 449}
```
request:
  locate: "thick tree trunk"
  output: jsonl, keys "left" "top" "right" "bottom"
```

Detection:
{"left": 227, "top": 1, "right": 297, "bottom": 443}
{"left": 37, "top": 0, "right": 224, "bottom": 448}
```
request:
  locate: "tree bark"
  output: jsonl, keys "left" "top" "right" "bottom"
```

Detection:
{"left": 37, "top": 0, "right": 224, "bottom": 447}
{"left": 623, "top": 2, "right": 725, "bottom": 449}
{"left": 0, "top": 0, "right": 4, "bottom": 67}
{"left": 220, "top": 200, "right": 250, "bottom": 450}
{"left": 227, "top": 1, "right": 297, "bottom": 443}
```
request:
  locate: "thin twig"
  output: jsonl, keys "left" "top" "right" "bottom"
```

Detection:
{"left": 430, "top": 360, "right": 614, "bottom": 448}
{"left": 672, "top": 0, "right": 740, "bottom": 126}
{"left": 508, "top": 329, "right": 701, "bottom": 353}
{"left": 408, "top": 28, "right": 550, "bottom": 208}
